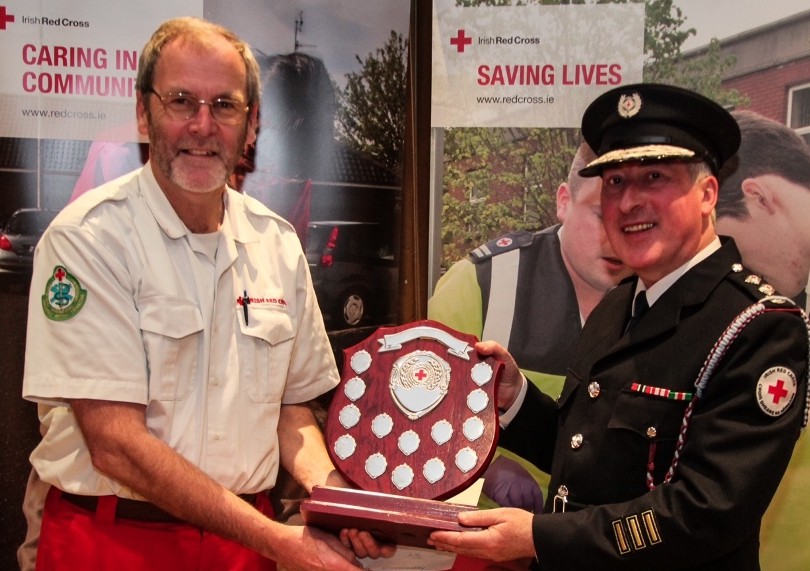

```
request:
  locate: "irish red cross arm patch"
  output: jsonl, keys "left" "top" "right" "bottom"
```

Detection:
{"left": 756, "top": 366, "right": 798, "bottom": 417}
{"left": 325, "top": 319, "right": 503, "bottom": 500}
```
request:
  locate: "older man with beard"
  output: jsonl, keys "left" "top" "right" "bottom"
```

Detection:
{"left": 21, "top": 17, "right": 387, "bottom": 571}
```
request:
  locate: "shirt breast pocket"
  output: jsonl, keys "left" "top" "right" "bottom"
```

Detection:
{"left": 139, "top": 296, "right": 204, "bottom": 402}
{"left": 238, "top": 305, "right": 295, "bottom": 403}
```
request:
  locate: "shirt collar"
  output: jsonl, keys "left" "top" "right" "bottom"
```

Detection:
{"left": 139, "top": 162, "right": 262, "bottom": 245}
{"left": 139, "top": 162, "right": 188, "bottom": 240}
{"left": 223, "top": 190, "right": 265, "bottom": 245}
{"left": 636, "top": 236, "right": 722, "bottom": 307}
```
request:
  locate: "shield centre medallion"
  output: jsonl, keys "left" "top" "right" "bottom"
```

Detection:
{"left": 390, "top": 350, "right": 451, "bottom": 420}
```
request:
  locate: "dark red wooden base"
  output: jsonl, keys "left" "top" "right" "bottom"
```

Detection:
{"left": 300, "top": 486, "right": 481, "bottom": 548}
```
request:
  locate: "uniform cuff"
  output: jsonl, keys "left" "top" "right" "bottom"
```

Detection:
{"left": 498, "top": 374, "right": 528, "bottom": 428}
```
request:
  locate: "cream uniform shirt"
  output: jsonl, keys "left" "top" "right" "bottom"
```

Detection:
{"left": 23, "top": 164, "right": 338, "bottom": 499}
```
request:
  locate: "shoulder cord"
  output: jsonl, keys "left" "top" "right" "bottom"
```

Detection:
{"left": 646, "top": 296, "right": 810, "bottom": 491}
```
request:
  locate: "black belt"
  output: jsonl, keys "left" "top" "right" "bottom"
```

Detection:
{"left": 61, "top": 492, "right": 259, "bottom": 524}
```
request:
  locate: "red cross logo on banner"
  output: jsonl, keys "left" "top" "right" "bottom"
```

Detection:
{"left": 450, "top": 29, "right": 472, "bottom": 53}
{"left": 0, "top": 6, "right": 15, "bottom": 30}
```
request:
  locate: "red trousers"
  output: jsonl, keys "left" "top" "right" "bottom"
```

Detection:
{"left": 36, "top": 487, "right": 277, "bottom": 571}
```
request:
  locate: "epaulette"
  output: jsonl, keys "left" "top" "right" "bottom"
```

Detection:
{"left": 727, "top": 262, "right": 787, "bottom": 303}
{"left": 468, "top": 230, "right": 536, "bottom": 264}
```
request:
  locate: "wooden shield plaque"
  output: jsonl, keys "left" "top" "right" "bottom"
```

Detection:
{"left": 301, "top": 320, "right": 503, "bottom": 547}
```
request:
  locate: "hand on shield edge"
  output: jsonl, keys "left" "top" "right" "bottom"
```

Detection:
{"left": 474, "top": 340, "right": 523, "bottom": 410}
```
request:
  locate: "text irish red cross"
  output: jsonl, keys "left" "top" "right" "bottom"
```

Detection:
{"left": 768, "top": 379, "right": 790, "bottom": 404}
{"left": 0, "top": 6, "right": 15, "bottom": 30}
{"left": 450, "top": 29, "right": 472, "bottom": 53}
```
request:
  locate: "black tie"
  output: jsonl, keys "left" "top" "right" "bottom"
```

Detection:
{"left": 627, "top": 291, "right": 649, "bottom": 331}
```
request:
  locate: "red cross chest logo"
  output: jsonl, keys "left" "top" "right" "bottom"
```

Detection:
{"left": 0, "top": 6, "right": 15, "bottom": 30}
{"left": 756, "top": 366, "right": 798, "bottom": 417}
{"left": 450, "top": 29, "right": 472, "bottom": 53}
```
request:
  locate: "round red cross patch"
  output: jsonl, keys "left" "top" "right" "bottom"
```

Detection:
{"left": 756, "top": 366, "right": 797, "bottom": 417}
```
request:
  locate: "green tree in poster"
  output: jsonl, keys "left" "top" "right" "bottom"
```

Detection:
{"left": 639, "top": 0, "right": 744, "bottom": 106}
{"left": 441, "top": 128, "right": 580, "bottom": 264}
{"left": 336, "top": 30, "right": 408, "bottom": 174}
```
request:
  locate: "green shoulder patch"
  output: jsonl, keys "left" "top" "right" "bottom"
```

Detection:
{"left": 41, "top": 265, "right": 88, "bottom": 321}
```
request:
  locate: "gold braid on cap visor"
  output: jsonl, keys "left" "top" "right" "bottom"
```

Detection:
{"left": 583, "top": 144, "right": 697, "bottom": 173}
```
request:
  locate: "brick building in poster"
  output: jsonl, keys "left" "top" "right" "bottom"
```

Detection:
{"left": 684, "top": 8, "right": 810, "bottom": 142}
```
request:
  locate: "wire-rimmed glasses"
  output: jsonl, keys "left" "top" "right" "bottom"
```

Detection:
{"left": 147, "top": 88, "right": 249, "bottom": 125}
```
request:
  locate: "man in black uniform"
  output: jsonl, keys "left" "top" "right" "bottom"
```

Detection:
{"left": 429, "top": 83, "right": 810, "bottom": 570}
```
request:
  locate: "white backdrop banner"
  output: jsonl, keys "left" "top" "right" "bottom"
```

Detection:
{"left": 431, "top": 0, "right": 645, "bottom": 128}
{"left": 0, "top": 0, "right": 202, "bottom": 141}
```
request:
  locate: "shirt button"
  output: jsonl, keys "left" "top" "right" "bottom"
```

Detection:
{"left": 587, "top": 381, "right": 601, "bottom": 398}
{"left": 571, "top": 434, "right": 584, "bottom": 449}
{"left": 646, "top": 426, "right": 657, "bottom": 439}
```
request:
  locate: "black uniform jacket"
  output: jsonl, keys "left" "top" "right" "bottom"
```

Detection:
{"left": 499, "top": 238, "right": 808, "bottom": 570}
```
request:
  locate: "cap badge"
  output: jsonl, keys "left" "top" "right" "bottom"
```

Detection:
{"left": 618, "top": 92, "right": 642, "bottom": 119}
